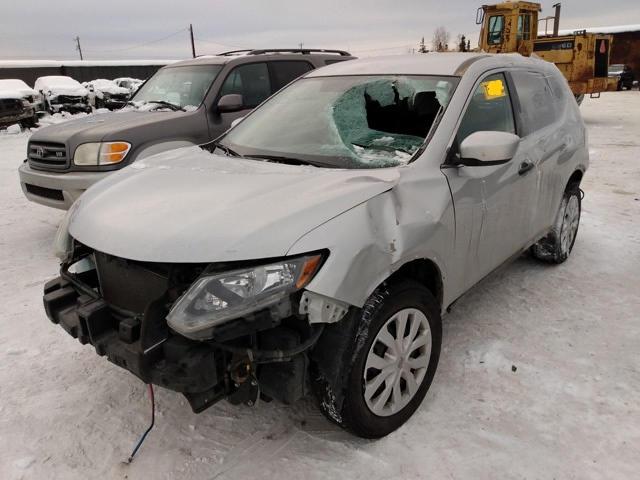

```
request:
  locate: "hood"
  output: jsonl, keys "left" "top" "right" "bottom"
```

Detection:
{"left": 69, "top": 147, "right": 399, "bottom": 263}
{"left": 30, "top": 110, "right": 185, "bottom": 144}
{"left": 0, "top": 90, "right": 26, "bottom": 100}
{"left": 46, "top": 86, "right": 89, "bottom": 97}
{"left": 89, "top": 80, "right": 130, "bottom": 96}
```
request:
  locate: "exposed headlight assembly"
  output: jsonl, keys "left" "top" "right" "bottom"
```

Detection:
{"left": 73, "top": 142, "right": 131, "bottom": 166}
{"left": 167, "top": 254, "right": 323, "bottom": 339}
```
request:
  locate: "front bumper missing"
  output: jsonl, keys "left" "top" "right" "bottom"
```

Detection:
{"left": 43, "top": 276, "right": 228, "bottom": 411}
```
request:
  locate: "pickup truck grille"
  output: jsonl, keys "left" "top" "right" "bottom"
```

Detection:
{"left": 55, "top": 95, "right": 85, "bottom": 104}
{"left": 28, "top": 141, "right": 69, "bottom": 170}
{"left": 0, "top": 98, "right": 24, "bottom": 116}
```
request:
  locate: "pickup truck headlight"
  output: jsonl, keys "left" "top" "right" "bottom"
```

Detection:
{"left": 167, "top": 254, "right": 323, "bottom": 338}
{"left": 73, "top": 142, "right": 131, "bottom": 165}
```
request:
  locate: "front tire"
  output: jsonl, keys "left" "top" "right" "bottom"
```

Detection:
{"left": 315, "top": 281, "right": 442, "bottom": 438}
{"left": 531, "top": 186, "right": 582, "bottom": 264}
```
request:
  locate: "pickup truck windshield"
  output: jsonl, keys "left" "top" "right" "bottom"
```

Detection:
{"left": 132, "top": 65, "right": 223, "bottom": 109}
{"left": 220, "top": 75, "right": 458, "bottom": 169}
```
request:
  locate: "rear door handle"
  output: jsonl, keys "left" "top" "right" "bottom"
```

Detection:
{"left": 518, "top": 161, "right": 534, "bottom": 175}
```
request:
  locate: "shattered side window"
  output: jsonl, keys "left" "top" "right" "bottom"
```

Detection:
{"left": 221, "top": 75, "right": 458, "bottom": 169}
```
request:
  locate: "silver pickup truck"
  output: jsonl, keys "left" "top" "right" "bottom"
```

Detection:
{"left": 19, "top": 49, "right": 354, "bottom": 209}
{"left": 45, "top": 52, "right": 587, "bottom": 438}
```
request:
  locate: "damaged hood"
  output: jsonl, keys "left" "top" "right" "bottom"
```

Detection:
{"left": 68, "top": 147, "right": 399, "bottom": 263}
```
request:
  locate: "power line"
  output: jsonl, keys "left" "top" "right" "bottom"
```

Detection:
{"left": 193, "top": 37, "right": 247, "bottom": 49}
{"left": 83, "top": 28, "right": 189, "bottom": 53}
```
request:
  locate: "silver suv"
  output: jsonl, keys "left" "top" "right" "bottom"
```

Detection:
{"left": 19, "top": 49, "right": 354, "bottom": 209}
{"left": 44, "top": 53, "right": 587, "bottom": 438}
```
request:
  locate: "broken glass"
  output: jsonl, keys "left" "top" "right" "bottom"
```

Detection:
{"left": 221, "top": 75, "right": 458, "bottom": 169}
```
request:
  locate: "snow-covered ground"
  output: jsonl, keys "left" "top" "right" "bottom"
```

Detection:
{"left": 1, "top": 93, "right": 639, "bottom": 479}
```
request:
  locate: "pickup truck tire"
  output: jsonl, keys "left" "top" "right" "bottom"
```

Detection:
{"left": 314, "top": 281, "right": 441, "bottom": 438}
{"left": 531, "top": 187, "right": 581, "bottom": 264}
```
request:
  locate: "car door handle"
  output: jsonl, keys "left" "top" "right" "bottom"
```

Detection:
{"left": 518, "top": 161, "right": 534, "bottom": 176}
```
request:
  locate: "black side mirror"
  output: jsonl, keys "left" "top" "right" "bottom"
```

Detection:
{"left": 217, "top": 94, "right": 244, "bottom": 113}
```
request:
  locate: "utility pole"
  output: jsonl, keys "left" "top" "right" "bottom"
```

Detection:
{"left": 74, "top": 36, "right": 83, "bottom": 60}
{"left": 189, "top": 24, "right": 196, "bottom": 58}
{"left": 298, "top": 42, "right": 303, "bottom": 50}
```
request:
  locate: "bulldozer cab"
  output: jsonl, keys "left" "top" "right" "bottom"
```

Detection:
{"left": 477, "top": 2, "right": 541, "bottom": 55}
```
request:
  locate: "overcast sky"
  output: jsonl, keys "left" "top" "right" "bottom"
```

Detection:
{"left": 0, "top": 0, "right": 637, "bottom": 60}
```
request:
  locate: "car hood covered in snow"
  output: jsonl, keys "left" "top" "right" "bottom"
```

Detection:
{"left": 86, "top": 79, "right": 130, "bottom": 96}
{"left": 43, "top": 86, "right": 89, "bottom": 98}
{"left": 68, "top": 147, "right": 399, "bottom": 263}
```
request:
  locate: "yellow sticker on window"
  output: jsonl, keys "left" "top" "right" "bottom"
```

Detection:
{"left": 481, "top": 79, "right": 506, "bottom": 100}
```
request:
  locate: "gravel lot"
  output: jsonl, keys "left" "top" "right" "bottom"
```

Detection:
{"left": 1, "top": 93, "right": 639, "bottom": 480}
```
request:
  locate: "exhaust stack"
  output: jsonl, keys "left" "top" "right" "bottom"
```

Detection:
{"left": 553, "top": 3, "right": 562, "bottom": 36}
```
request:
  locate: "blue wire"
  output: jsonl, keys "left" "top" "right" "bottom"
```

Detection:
{"left": 127, "top": 384, "right": 155, "bottom": 463}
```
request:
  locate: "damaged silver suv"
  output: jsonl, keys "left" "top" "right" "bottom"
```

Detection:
{"left": 44, "top": 53, "right": 588, "bottom": 438}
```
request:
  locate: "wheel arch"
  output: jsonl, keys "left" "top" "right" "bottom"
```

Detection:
{"left": 566, "top": 169, "right": 584, "bottom": 191}
{"left": 384, "top": 258, "right": 444, "bottom": 310}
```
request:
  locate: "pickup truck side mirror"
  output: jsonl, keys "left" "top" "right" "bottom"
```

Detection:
{"left": 458, "top": 131, "right": 520, "bottom": 166}
{"left": 217, "top": 94, "right": 244, "bottom": 113}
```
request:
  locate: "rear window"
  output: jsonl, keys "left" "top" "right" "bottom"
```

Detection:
{"left": 270, "top": 61, "right": 314, "bottom": 91}
{"left": 510, "top": 71, "right": 557, "bottom": 135}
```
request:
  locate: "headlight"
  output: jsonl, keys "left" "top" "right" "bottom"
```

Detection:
{"left": 73, "top": 142, "right": 131, "bottom": 166}
{"left": 167, "top": 254, "right": 323, "bottom": 338}
{"left": 22, "top": 99, "right": 30, "bottom": 107}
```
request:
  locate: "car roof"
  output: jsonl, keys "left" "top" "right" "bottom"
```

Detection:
{"left": 305, "top": 52, "right": 550, "bottom": 77}
{"left": 165, "top": 49, "right": 355, "bottom": 68}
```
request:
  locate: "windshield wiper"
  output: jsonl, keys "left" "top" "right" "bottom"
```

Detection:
{"left": 352, "top": 142, "right": 413, "bottom": 155}
{"left": 146, "top": 100, "right": 186, "bottom": 111}
{"left": 244, "top": 154, "right": 318, "bottom": 166}
{"left": 212, "top": 141, "right": 241, "bottom": 157}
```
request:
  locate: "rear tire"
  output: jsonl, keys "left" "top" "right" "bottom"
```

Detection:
{"left": 531, "top": 186, "right": 581, "bottom": 264}
{"left": 314, "top": 281, "right": 442, "bottom": 438}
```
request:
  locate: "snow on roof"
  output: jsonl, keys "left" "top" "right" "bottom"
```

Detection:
{"left": 556, "top": 24, "right": 640, "bottom": 35}
{"left": 0, "top": 59, "right": 180, "bottom": 68}
{"left": 306, "top": 52, "right": 540, "bottom": 77}
{"left": 307, "top": 53, "right": 484, "bottom": 77}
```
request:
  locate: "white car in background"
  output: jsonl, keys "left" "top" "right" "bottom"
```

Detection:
{"left": 83, "top": 79, "right": 130, "bottom": 110}
{"left": 34, "top": 76, "right": 91, "bottom": 114}
{"left": 0, "top": 79, "right": 44, "bottom": 112}
{"left": 114, "top": 77, "right": 143, "bottom": 95}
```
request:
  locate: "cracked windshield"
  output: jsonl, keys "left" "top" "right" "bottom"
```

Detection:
{"left": 221, "top": 75, "right": 458, "bottom": 168}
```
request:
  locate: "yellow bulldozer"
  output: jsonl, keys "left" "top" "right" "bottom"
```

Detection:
{"left": 476, "top": 1, "right": 618, "bottom": 101}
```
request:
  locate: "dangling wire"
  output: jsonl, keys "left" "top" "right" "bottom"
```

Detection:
{"left": 127, "top": 384, "right": 155, "bottom": 463}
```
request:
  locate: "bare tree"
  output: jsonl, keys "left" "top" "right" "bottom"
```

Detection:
{"left": 432, "top": 27, "right": 450, "bottom": 52}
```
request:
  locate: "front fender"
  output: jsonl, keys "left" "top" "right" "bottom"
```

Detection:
{"left": 288, "top": 185, "right": 454, "bottom": 309}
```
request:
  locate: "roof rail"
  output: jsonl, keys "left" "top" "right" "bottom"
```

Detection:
{"left": 217, "top": 49, "right": 255, "bottom": 56}
{"left": 218, "top": 48, "right": 351, "bottom": 57}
